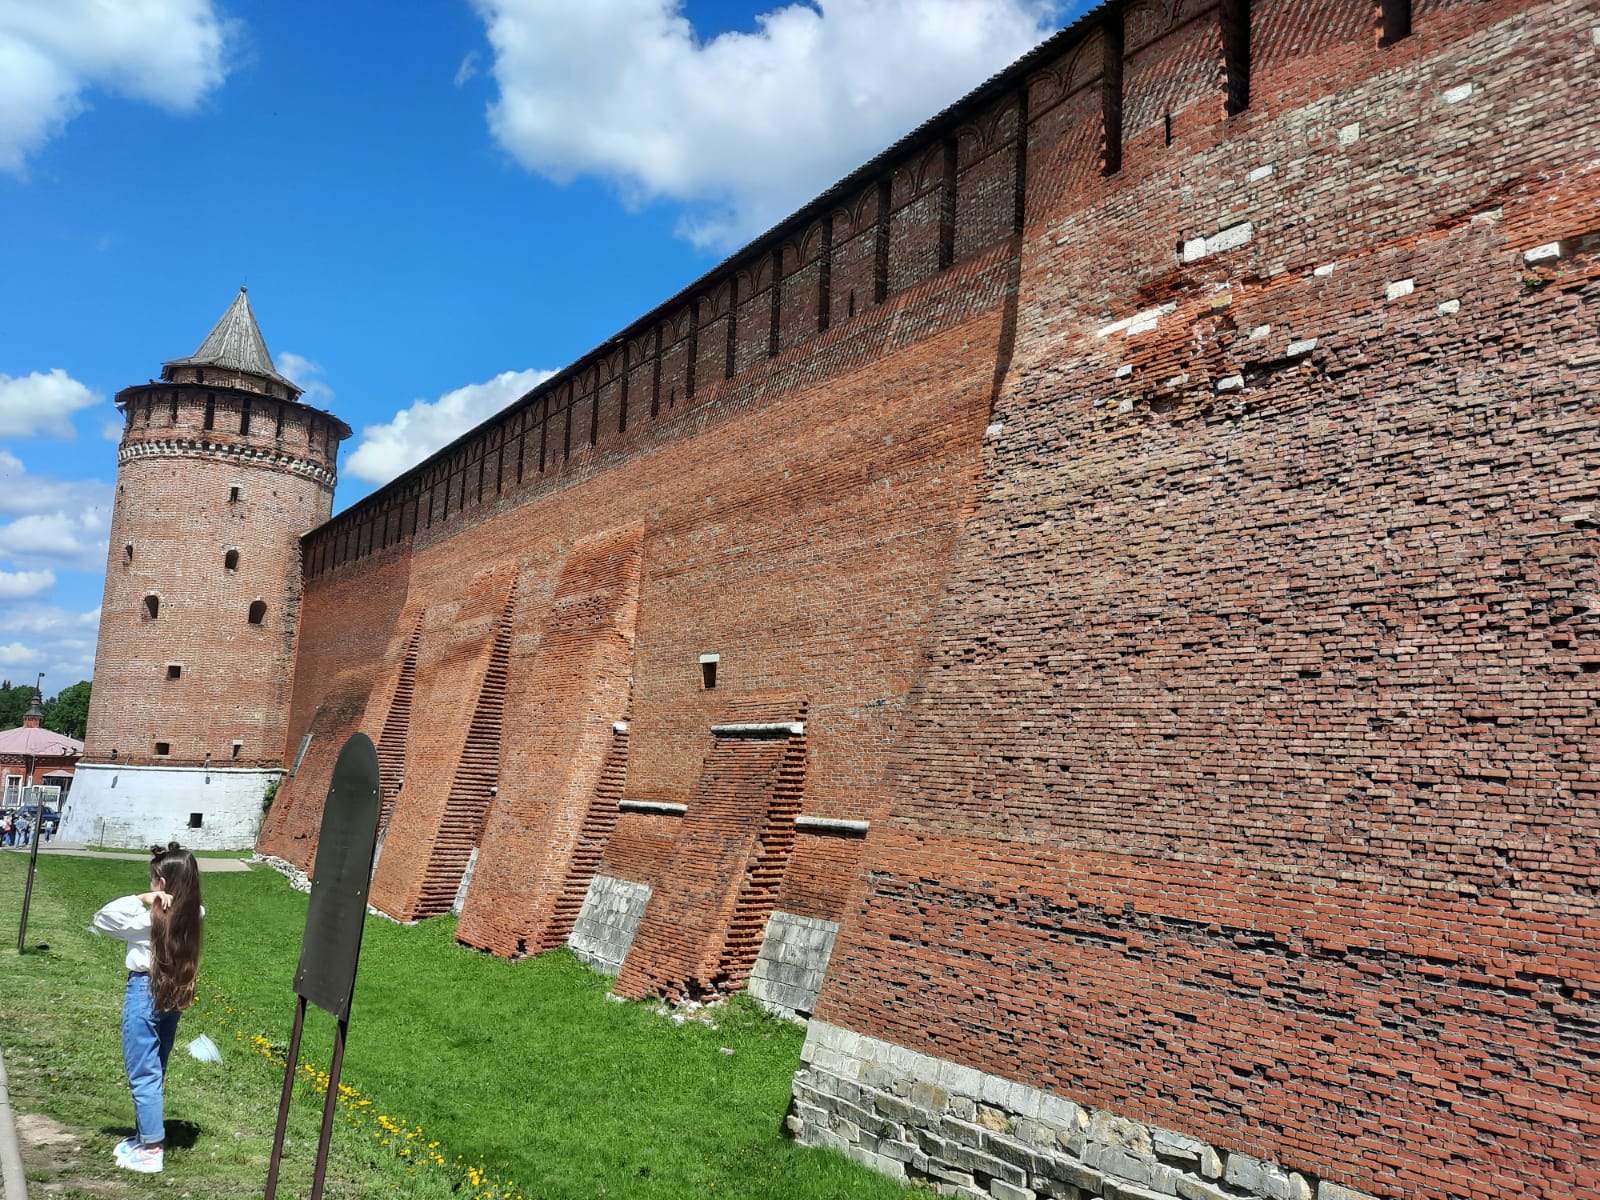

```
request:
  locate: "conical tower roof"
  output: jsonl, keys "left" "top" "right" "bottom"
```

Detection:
{"left": 162, "top": 287, "right": 301, "bottom": 396}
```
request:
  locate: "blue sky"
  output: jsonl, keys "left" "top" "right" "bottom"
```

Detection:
{"left": 0, "top": 0, "right": 1081, "bottom": 689}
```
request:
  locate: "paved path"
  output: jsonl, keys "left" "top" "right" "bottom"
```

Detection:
{"left": 1, "top": 844, "right": 254, "bottom": 871}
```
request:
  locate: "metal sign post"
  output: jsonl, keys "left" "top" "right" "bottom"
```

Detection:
{"left": 264, "top": 733, "right": 381, "bottom": 1200}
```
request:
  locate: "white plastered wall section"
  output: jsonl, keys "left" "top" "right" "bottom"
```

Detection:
{"left": 59, "top": 762, "right": 276, "bottom": 850}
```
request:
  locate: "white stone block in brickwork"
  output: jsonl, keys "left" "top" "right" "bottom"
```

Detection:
{"left": 1523, "top": 242, "right": 1563, "bottom": 264}
{"left": 1592, "top": 25, "right": 1600, "bottom": 44}
{"left": 1437, "top": 299, "right": 1461, "bottom": 315}
{"left": 1317, "top": 1184, "right": 1379, "bottom": 1200}
{"left": 1182, "top": 222, "right": 1254, "bottom": 264}
{"left": 1249, "top": 324, "right": 1272, "bottom": 340}
{"left": 1337, "top": 123, "right": 1360, "bottom": 146}
{"left": 1247, "top": 164, "right": 1274, "bottom": 183}
{"left": 1312, "top": 263, "right": 1335, "bottom": 277}
{"left": 1115, "top": 364, "right": 1133, "bottom": 379}
{"left": 1208, "top": 221, "right": 1254, "bottom": 254}
{"left": 1216, "top": 375, "right": 1244, "bottom": 392}
{"left": 1442, "top": 82, "right": 1474, "bottom": 104}
{"left": 985, "top": 422, "right": 1004, "bottom": 439}
{"left": 1385, "top": 278, "right": 1414, "bottom": 301}
{"left": 1285, "top": 338, "right": 1318, "bottom": 357}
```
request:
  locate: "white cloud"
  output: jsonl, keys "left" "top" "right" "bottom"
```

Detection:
{"left": 0, "top": 570, "right": 55, "bottom": 600}
{"left": 473, "top": 0, "right": 1070, "bottom": 248}
{"left": 0, "top": 0, "right": 233, "bottom": 173}
{"left": 0, "top": 369, "right": 101, "bottom": 438}
{"left": 101, "top": 417, "right": 125, "bottom": 441}
{"left": 0, "top": 603, "right": 100, "bottom": 684}
{"left": 0, "top": 450, "right": 112, "bottom": 571}
{"left": 277, "top": 351, "right": 333, "bottom": 404}
{"left": 455, "top": 51, "right": 480, "bottom": 87}
{"left": 346, "top": 368, "right": 555, "bottom": 486}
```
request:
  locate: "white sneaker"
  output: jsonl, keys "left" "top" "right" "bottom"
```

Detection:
{"left": 118, "top": 1143, "right": 164, "bottom": 1173}
{"left": 112, "top": 1136, "right": 140, "bottom": 1162}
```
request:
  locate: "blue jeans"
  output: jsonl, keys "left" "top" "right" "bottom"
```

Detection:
{"left": 121, "top": 974, "right": 180, "bottom": 1145}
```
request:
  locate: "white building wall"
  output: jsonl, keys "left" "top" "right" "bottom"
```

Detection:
{"left": 59, "top": 762, "right": 276, "bottom": 850}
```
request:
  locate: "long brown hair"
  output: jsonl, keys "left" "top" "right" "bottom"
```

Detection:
{"left": 148, "top": 842, "right": 202, "bottom": 1011}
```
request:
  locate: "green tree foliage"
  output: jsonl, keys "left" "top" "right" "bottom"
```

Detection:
{"left": 0, "top": 681, "right": 35, "bottom": 730}
{"left": 0, "top": 679, "right": 92, "bottom": 738}
{"left": 43, "top": 681, "right": 91, "bottom": 740}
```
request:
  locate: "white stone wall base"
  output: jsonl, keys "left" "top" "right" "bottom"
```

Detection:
{"left": 748, "top": 911, "right": 838, "bottom": 1020}
{"left": 790, "top": 1021, "right": 1385, "bottom": 1200}
{"left": 58, "top": 762, "right": 274, "bottom": 851}
{"left": 567, "top": 874, "right": 651, "bottom": 976}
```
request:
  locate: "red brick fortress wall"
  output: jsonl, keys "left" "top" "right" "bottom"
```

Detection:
{"left": 807, "top": 2, "right": 1600, "bottom": 1199}
{"left": 258, "top": 1, "right": 1599, "bottom": 1196}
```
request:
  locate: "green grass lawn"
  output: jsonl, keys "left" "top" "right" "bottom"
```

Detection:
{"left": 0, "top": 852, "right": 910, "bottom": 1199}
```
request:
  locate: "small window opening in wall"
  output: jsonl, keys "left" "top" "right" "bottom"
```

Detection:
{"left": 248, "top": 600, "right": 267, "bottom": 624}
{"left": 188, "top": 812, "right": 203, "bottom": 829}
{"left": 224, "top": 549, "right": 240, "bottom": 571}
{"left": 203, "top": 394, "right": 215, "bottom": 430}
{"left": 124, "top": 543, "right": 133, "bottom": 563}
{"left": 228, "top": 485, "right": 241, "bottom": 503}
{"left": 231, "top": 741, "right": 242, "bottom": 760}
{"left": 1163, "top": 113, "right": 1173, "bottom": 146}
{"left": 699, "top": 652, "right": 720, "bottom": 690}
{"left": 154, "top": 742, "right": 170, "bottom": 757}
{"left": 239, "top": 398, "right": 252, "bottom": 435}
{"left": 848, "top": 290, "right": 856, "bottom": 319}
{"left": 166, "top": 664, "right": 181, "bottom": 680}
{"left": 1380, "top": 0, "right": 1411, "bottom": 45}
{"left": 143, "top": 594, "right": 159, "bottom": 619}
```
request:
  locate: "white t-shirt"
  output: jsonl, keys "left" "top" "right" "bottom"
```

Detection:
{"left": 91, "top": 894, "right": 204, "bottom": 973}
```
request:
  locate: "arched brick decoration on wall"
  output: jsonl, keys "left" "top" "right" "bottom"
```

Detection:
{"left": 368, "top": 566, "right": 517, "bottom": 921}
{"left": 455, "top": 525, "right": 644, "bottom": 956}
{"left": 409, "top": 588, "right": 515, "bottom": 918}
{"left": 540, "top": 721, "right": 631, "bottom": 952}
{"left": 612, "top": 695, "right": 807, "bottom": 1001}
{"left": 375, "top": 611, "right": 425, "bottom": 832}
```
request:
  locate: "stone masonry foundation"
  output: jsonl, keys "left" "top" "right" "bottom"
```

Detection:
{"left": 789, "top": 1021, "right": 1382, "bottom": 1200}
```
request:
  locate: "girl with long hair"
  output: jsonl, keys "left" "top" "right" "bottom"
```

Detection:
{"left": 92, "top": 842, "right": 204, "bottom": 1174}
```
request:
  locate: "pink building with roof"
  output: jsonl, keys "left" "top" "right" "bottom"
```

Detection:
{"left": 0, "top": 693, "right": 82, "bottom": 811}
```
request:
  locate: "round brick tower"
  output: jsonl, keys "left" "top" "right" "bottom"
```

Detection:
{"left": 64, "top": 289, "right": 350, "bottom": 849}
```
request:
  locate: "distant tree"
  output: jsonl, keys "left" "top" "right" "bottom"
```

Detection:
{"left": 43, "top": 681, "right": 91, "bottom": 740}
{"left": 0, "top": 683, "right": 34, "bottom": 730}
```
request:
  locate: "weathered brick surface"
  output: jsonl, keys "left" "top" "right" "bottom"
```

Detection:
{"left": 253, "top": 2, "right": 1599, "bottom": 1196}
{"left": 814, "top": 3, "right": 1600, "bottom": 1199}
{"left": 89, "top": 379, "right": 341, "bottom": 770}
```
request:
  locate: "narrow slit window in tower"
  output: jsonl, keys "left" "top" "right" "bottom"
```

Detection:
{"left": 229, "top": 485, "right": 241, "bottom": 503}
{"left": 124, "top": 543, "right": 133, "bottom": 563}
{"left": 699, "top": 653, "right": 720, "bottom": 690}
{"left": 239, "top": 397, "right": 251, "bottom": 435}
{"left": 248, "top": 600, "right": 267, "bottom": 625}
{"left": 204, "top": 394, "right": 215, "bottom": 430}
{"left": 143, "top": 594, "right": 159, "bottom": 619}
{"left": 224, "top": 549, "right": 240, "bottom": 571}
{"left": 166, "top": 664, "right": 181, "bottom": 680}
{"left": 231, "top": 741, "right": 242, "bottom": 760}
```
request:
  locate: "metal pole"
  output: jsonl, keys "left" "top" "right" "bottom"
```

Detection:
{"left": 15, "top": 754, "right": 39, "bottom": 953}
{"left": 309, "top": 1017, "right": 350, "bottom": 1200}
{"left": 263, "top": 996, "right": 308, "bottom": 1200}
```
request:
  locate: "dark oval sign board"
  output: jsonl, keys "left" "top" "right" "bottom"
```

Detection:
{"left": 292, "top": 733, "right": 381, "bottom": 1020}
